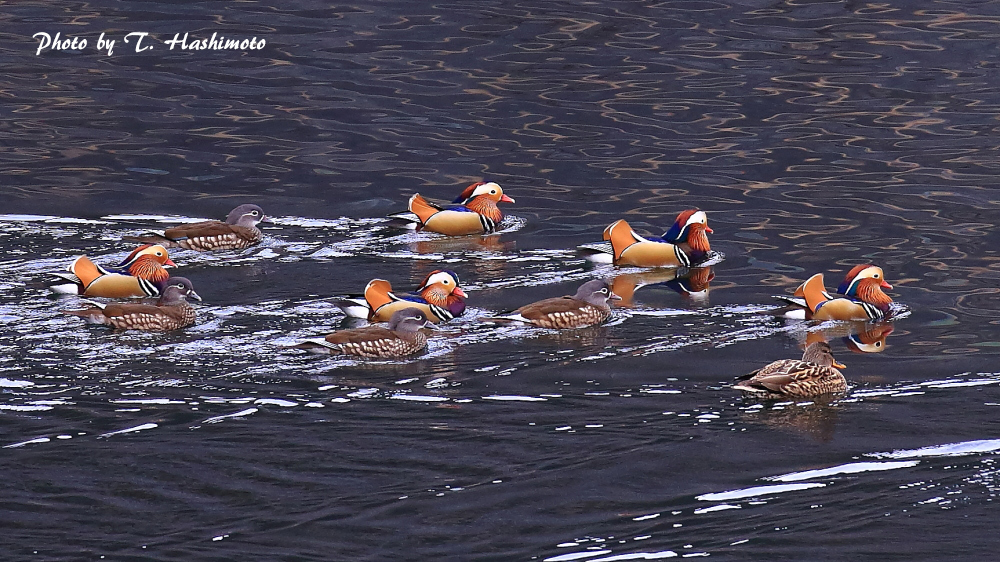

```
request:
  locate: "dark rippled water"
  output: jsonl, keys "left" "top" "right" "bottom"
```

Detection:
{"left": 4, "top": 1, "right": 1000, "bottom": 559}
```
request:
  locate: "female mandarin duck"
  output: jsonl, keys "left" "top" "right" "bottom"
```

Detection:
{"left": 335, "top": 270, "right": 467, "bottom": 323}
{"left": 777, "top": 264, "right": 894, "bottom": 321}
{"left": 294, "top": 308, "right": 435, "bottom": 358}
{"left": 46, "top": 244, "right": 176, "bottom": 298}
{"left": 402, "top": 182, "right": 514, "bottom": 235}
{"left": 123, "top": 204, "right": 265, "bottom": 251}
{"left": 579, "top": 209, "right": 714, "bottom": 267}
{"left": 492, "top": 279, "right": 621, "bottom": 329}
{"left": 733, "top": 342, "right": 848, "bottom": 398}
{"left": 61, "top": 277, "right": 201, "bottom": 331}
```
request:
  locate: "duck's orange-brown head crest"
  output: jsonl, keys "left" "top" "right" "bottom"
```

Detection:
{"left": 838, "top": 264, "right": 890, "bottom": 295}
{"left": 454, "top": 182, "right": 487, "bottom": 203}
{"left": 663, "top": 209, "right": 712, "bottom": 252}
{"left": 418, "top": 270, "right": 467, "bottom": 298}
{"left": 120, "top": 244, "right": 175, "bottom": 268}
{"left": 454, "top": 182, "right": 513, "bottom": 205}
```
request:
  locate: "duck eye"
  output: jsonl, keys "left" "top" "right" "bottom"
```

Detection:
{"left": 876, "top": 342, "right": 882, "bottom": 347}
{"left": 251, "top": 210, "right": 259, "bottom": 216}
{"left": 156, "top": 252, "right": 163, "bottom": 256}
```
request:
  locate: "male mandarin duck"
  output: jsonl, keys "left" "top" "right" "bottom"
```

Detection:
{"left": 578, "top": 209, "right": 715, "bottom": 267}
{"left": 294, "top": 308, "right": 435, "bottom": 358}
{"left": 334, "top": 270, "right": 467, "bottom": 323}
{"left": 394, "top": 182, "right": 515, "bottom": 235}
{"left": 491, "top": 279, "right": 621, "bottom": 329}
{"left": 776, "top": 264, "right": 894, "bottom": 321}
{"left": 733, "top": 342, "right": 848, "bottom": 398}
{"left": 61, "top": 277, "right": 201, "bottom": 331}
{"left": 123, "top": 204, "right": 265, "bottom": 251}
{"left": 46, "top": 244, "right": 176, "bottom": 298}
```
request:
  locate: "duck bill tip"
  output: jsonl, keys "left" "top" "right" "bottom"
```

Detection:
{"left": 189, "top": 291, "right": 203, "bottom": 302}
{"left": 609, "top": 291, "right": 623, "bottom": 301}
{"left": 500, "top": 194, "right": 515, "bottom": 203}
{"left": 164, "top": 259, "right": 177, "bottom": 268}
{"left": 880, "top": 280, "right": 893, "bottom": 290}
{"left": 833, "top": 361, "right": 846, "bottom": 369}
{"left": 452, "top": 287, "right": 468, "bottom": 298}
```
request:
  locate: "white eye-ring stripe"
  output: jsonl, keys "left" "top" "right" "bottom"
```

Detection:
{"left": 684, "top": 210, "right": 707, "bottom": 227}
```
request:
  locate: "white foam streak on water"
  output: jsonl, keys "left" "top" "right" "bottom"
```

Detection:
{"left": 102, "top": 214, "right": 210, "bottom": 223}
{"left": 0, "top": 214, "right": 109, "bottom": 224}
{"left": 0, "top": 378, "right": 34, "bottom": 388}
{"left": 268, "top": 216, "right": 383, "bottom": 228}
{"left": 389, "top": 394, "right": 450, "bottom": 402}
{"left": 695, "top": 482, "right": 827, "bottom": 501}
{"left": 3, "top": 437, "right": 52, "bottom": 448}
{"left": 766, "top": 461, "right": 920, "bottom": 482}
{"left": 99, "top": 422, "right": 159, "bottom": 438}
{"left": 112, "top": 398, "right": 186, "bottom": 405}
{"left": 627, "top": 309, "right": 698, "bottom": 318}
{"left": 869, "top": 439, "right": 1000, "bottom": 460}
{"left": 201, "top": 397, "right": 257, "bottom": 404}
{"left": 0, "top": 404, "right": 53, "bottom": 411}
{"left": 467, "top": 266, "right": 599, "bottom": 291}
{"left": 693, "top": 504, "right": 741, "bottom": 514}
{"left": 847, "top": 374, "right": 1000, "bottom": 402}
{"left": 201, "top": 408, "right": 259, "bottom": 424}
{"left": 544, "top": 551, "right": 613, "bottom": 562}
{"left": 589, "top": 552, "right": 678, "bottom": 561}
{"left": 254, "top": 398, "right": 299, "bottom": 407}
{"left": 633, "top": 320, "right": 789, "bottom": 357}
{"left": 921, "top": 379, "right": 999, "bottom": 388}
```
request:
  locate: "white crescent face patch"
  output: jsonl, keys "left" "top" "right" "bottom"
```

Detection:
{"left": 684, "top": 210, "right": 707, "bottom": 227}
{"left": 470, "top": 182, "right": 503, "bottom": 198}
{"left": 423, "top": 271, "right": 459, "bottom": 289}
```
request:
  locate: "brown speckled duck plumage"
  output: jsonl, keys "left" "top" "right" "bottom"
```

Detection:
{"left": 61, "top": 277, "right": 201, "bottom": 331}
{"left": 497, "top": 279, "right": 621, "bottom": 329}
{"left": 124, "top": 204, "right": 265, "bottom": 251}
{"left": 294, "top": 308, "right": 433, "bottom": 358}
{"left": 734, "top": 341, "right": 847, "bottom": 398}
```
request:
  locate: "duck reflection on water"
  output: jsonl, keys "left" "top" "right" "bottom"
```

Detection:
{"left": 610, "top": 266, "right": 715, "bottom": 307}
{"left": 406, "top": 232, "right": 514, "bottom": 257}
{"left": 786, "top": 320, "right": 895, "bottom": 354}
{"left": 740, "top": 399, "right": 843, "bottom": 443}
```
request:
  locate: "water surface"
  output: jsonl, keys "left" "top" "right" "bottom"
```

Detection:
{"left": 3, "top": 0, "right": 1000, "bottom": 559}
